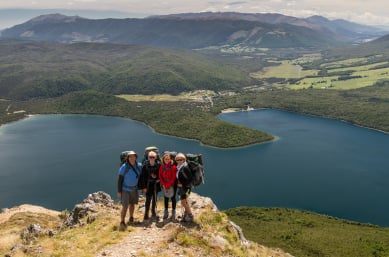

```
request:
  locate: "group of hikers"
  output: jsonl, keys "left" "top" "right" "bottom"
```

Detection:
{"left": 117, "top": 148, "right": 195, "bottom": 229}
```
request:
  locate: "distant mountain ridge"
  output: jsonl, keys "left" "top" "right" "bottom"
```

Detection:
{"left": 0, "top": 8, "right": 145, "bottom": 29}
{"left": 1, "top": 12, "right": 387, "bottom": 49}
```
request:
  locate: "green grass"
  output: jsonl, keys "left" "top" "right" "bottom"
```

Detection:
{"left": 249, "top": 51, "right": 389, "bottom": 90}
{"left": 289, "top": 66, "right": 389, "bottom": 90}
{"left": 320, "top": 57, "right": 370, "bottom": 69}
{"left": 250, "top": 61, "right": 318, "bottom": 79}
{"left": 225, "top": 207, "right": 389, "bottom": 257}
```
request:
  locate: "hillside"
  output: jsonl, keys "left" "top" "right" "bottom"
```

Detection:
{"left": 0, "top": 40, "right": 250, "bottom": 100}
{"left": 0, "top": 192, "right": 292, "bottom": 257}
{"left": 226, "top": 207, "right": 389, "bottom": 257}
{"left": 317, "top": 33, "right": 389, "bottom": 61}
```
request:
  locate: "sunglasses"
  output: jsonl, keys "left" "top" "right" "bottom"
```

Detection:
{"left": 149, "top": 156, "right": 156, "bottom": 159}
{"left": 176, "top": 159, "right": 184, "bottom": 161}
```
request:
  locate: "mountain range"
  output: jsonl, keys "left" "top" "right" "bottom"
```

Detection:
{"left": 1, "top": 12, "right": 387, "bottom": 49}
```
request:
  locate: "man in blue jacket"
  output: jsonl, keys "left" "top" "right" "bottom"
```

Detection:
{"left": 117, "top": 151, "right": 142, "bottom": 228}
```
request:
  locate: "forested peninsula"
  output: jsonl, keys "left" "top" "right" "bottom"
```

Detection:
{"left": 0, "top": 92, "right": 274, "bottom": 148}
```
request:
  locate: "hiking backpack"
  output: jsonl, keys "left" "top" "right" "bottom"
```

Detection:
{"left": 142, "top": 146, "right": 160, "bottom": 165}
{"left": 185, "top": 153, "right": 205, "bottom": 187}
{"left": 120, "top": 151, "right": 131, "bottom": 166}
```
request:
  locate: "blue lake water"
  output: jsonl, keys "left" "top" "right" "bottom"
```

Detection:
{"left": 0, "top": 110, "right": 388, "bottom": 226}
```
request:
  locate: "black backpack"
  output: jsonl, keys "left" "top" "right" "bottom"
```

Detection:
{"left": 185, "top": 153, "right": 205, "bottom": 188}
{"left": 120, "top": 151, "right": 131, "bottom": 166}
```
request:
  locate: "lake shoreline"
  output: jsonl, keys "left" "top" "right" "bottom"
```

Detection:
{"left": 1, "top": 107, "right": 387, "bottom": 146}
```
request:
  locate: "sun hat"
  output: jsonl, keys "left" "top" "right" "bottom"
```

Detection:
{"left": 175, "top": 153, "right": 186, "bottom": 161}
{"left": 127, "top": 151, "right": 137, "bottom": 158}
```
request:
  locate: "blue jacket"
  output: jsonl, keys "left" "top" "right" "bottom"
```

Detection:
{"left": 118, "top": 162, "right": 142, "bottom": 192}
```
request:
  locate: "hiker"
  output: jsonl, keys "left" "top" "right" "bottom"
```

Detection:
{"left": 117, "top": 150, "right": 142, "bottom": 228}
{"left": 139, "top": 150, "right": 161, "bottom": 221}
{"left": 175, "top": 153, "right": 194, "bottom": 222}
{"left": 159, "top": 152, "right": 177, "bottom": 220}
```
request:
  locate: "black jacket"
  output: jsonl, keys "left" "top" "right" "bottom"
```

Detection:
{"left": 139, "top": 162, "right": 161, "bottom": 195}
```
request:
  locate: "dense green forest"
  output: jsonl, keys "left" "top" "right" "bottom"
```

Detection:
{"left": 0, "top": 40, "right": 251, "bottom": 100}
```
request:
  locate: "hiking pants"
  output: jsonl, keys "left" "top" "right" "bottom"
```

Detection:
{"left": 164, "top": 184, "right": 177, "bottom": 210}
{"left": 145, "top": 193, "right": 157, "bottom": 214}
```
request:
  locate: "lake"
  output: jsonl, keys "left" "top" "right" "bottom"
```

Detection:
{"left": 0, "top": 110, "right": 388, "bottom": 226}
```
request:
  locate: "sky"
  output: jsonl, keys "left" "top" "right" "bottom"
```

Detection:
{"left": 0, "top": 0, "right": 389, "bottom": 26}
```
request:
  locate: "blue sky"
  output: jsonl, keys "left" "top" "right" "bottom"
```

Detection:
{"left": 0, "top": 0, "right": 388, "bottom": 26}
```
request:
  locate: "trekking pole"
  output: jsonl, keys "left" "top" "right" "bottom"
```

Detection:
{"left": 154, "top": 181, "right": 157, "bottom": 217}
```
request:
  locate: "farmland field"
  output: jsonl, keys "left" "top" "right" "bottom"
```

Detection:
{"left": 251, "top": 57, "right": 389, "bottom": 90}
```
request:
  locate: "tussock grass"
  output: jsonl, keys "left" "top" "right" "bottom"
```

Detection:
{"left": 0, "top": 206, "right": 125, "bottom": 257}
{"left": 0, "top": 211, "right": 62, "bottom": 256}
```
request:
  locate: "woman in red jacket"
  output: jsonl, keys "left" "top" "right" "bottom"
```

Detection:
{"left": 159, "top": 152, "right": 177, "bottom": 220}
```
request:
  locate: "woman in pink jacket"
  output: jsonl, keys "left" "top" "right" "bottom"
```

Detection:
{"left": 159, "top": 152, "right": 177, "bottom": 220}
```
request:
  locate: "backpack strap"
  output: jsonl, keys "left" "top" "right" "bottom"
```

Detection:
{"left": 124, "top": 163, "right": 140, "bottom": 179}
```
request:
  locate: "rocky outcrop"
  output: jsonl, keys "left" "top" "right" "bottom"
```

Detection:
{"left": 62, "top": 191, "right": 116, "bottom": 228}
{"left": 0, "top": 192, "right": 293, "bottom": 257}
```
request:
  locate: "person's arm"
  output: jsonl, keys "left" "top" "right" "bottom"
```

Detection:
{"left": 117, "top": 175, "right": 124, "bottom": 198}
{"left": 139, "top": 166, "right": 147, "bottom": 189}
{"left": 184, "top": 166, "right": 193, "bottom": 186}
{"left": 158, "top": 166, "right": 165, "bottom": 189}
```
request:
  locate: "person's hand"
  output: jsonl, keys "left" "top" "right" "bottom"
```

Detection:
{"left": 177, "top": 182, "right": 182, "bottom": 188}
{"left": 143, "top": 188, "right": 147, "bottom": 193}
{"left": 117, "top": 192, "right": 122, "bottom": 199}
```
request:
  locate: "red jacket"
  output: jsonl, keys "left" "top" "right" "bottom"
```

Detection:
{"left": 159, "top": 162, "right": 177, "bottom": 189}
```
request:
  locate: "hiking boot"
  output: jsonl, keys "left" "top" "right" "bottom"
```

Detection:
{"left": 183, "top": 213, "right": 194, "bottom": 222}
{"left": 127, "top": 217, "right": 134, "bottom": 224}
{"left": 151, "top": 212, "right": 158, "bottom": 220}
{"left": 143, "top": 213, "right": 149, "bottom": 221}
{"left": 120, "top": 221, "right": 126, "bottom": 230}
{"left": 163, "top": 209, "right": 168, "bottom": 219}
{"left": 171, "top": 209, "right": 176, "bottom": 220}
{"left": 180, "top": 213, "right": 188, "bottom": 222}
